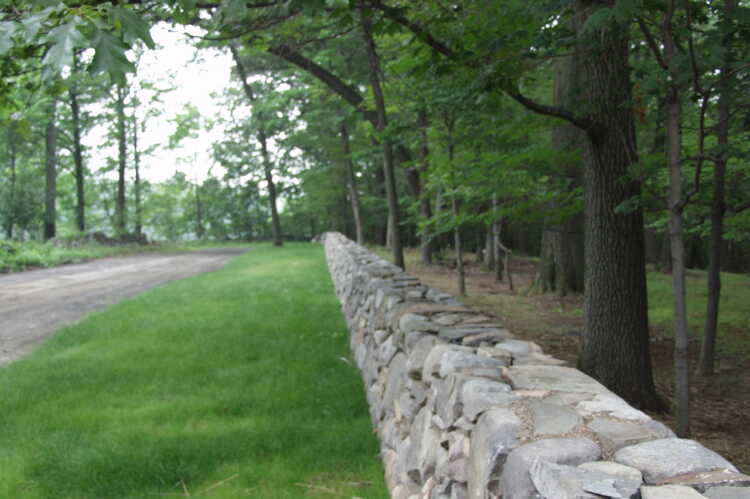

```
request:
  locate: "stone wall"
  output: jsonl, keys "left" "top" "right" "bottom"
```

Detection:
{"left": 322, "top": 232, "right": 748, "bottom": 499}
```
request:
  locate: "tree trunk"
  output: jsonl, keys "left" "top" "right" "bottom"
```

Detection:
{"left": 44, "top": 99, "right": 58, "bottom": 241}
{"left": 699, "top": 0, "right": 735, "bottom": 377}
{"left": 418, "top": 109, "right": 434, "bottom": 264}
{"left": 115, "top": 83, "right": 127, "bottom": 236}
{"left": 230, "top": 45, "right": 283, "bottom": 247}
{"left": 492, "top": 196, "right": 504, "bottom": 282}
{"left": 5, "top": 124, "right": 17, "bottom": 238}
{"left": 70, "top": 51, "right": 86, "bottom": 233}
{"left": 259, "top": 130, "right": 283, "bottom": 246}
{"left": 575, "top": 0, "right": 663, "bottom": 411}
{"left": 341, "top": 122, "right": 364, "bottom": 245}
{"left": 133, "top": 113, "right": 142, "bottom": 239}
{"left": 359, "top": 6, "right": 404, "bottom": 269}
{"left": 446, "top": 115, "right": 465, "bottom": 296}
{"left": 195, "top": 182, "right": 205, "bottom": 239}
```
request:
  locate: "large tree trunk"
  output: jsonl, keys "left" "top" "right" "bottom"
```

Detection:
{"left": 115, "top": 83, "right": 127, "bottom": 236}
{"left": 70, "top": 51, "right": 86, "bottom": 233}
{"left": 341, "top": 121, "right": 364, "bottom": 245}
{"left": 359, "top": 6, "right": 404, "bottom": 269}
{"left": 575, "top": 0, "right": 663, "bottom": 411}
{"left": 44, "top": 99, "right": 58, "bottom": 241}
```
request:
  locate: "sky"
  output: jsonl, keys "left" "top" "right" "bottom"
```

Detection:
{"left": 91, "top": 23, "right": 234, "bottom": 184}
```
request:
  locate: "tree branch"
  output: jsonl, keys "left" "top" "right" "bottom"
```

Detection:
{"left": 266, "top": 44, "right": 377, "bottom": 125}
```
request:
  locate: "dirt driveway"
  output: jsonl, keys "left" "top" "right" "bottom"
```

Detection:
{"left": 0, "top": 247, "right": 250, "bottom": 366}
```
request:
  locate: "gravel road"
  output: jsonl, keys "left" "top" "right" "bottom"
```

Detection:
{"left": 0, "top": 247, "right": 250, "bottom": 366}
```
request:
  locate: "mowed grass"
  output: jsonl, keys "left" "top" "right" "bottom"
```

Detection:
{"left": 0, "top": 243, "right": 387, "bottom": 498}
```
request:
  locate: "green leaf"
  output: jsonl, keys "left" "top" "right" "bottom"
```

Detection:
{"left": 42, "top": 21, "right": 85, "bottom": 79}
{"left": 109, "top": 7, "right": 155, "bottom": 49}
{"left": 581, "top": 8, "right": 615, "bottom": 34}
{"left": 0, "top": 22, "right": 17, "bottom": 55}
{"left": 89, "top": 29, "right": 134, "bottom": 83}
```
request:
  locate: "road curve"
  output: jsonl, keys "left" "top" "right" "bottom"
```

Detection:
{"left": 0, "top": 247, "right": 251, "bottom": 366}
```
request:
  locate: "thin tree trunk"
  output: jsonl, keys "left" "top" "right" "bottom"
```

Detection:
{"left": 5, "top": 124, "right": 17, "bottom": 238}
{"left": 418, "top": 109, "right": 434, "bottom": 264}
{"left": 446, "top": 114, "right": 465, "bottom": 296}
{"left": 259, "top": 131, "right": 283, "bottom": 246}
{"left": 115, "top": 83, "right": 127, "bottom": 236}
{"left": 195, "top": 182, "right": 205, "bottom": 239}
{"left": 492, "top": 196, "right": 504, "bottom": 282}
{"left": 359, "top": 6, "right": 404, "bottom": 269}
{"left": 133, "top": 114, "right": 142, "bottom": 239}
{"left": 70, "top": 51, "right": 86, "bottom": 233}
{"left": 574, "top": 0, "right": 663, "bottom": 411}
{"left": 341, "top": 122, "right": 364, "bottom": 245}
{"left": 44, "top": 99, "right": 58, "bottom": 241}
{"left": 230, "top": 45, "right": 283, "bottom": 247}
{"left": 699, "top": 0, "right": 735, "bottom": 376}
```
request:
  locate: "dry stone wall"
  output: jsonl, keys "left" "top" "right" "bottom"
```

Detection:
{"left": 322, "top": 232, "right": 749, "bottom": 499}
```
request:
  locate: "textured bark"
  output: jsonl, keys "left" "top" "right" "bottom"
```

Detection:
{"left": 341, "top": 122, "right": 364, "bottom": 245}
{"left": 115, "top": 84, "right": 127, "bottom": 236}
{"left": 575, "top": 0, "right": 662, "bottom": 411}
{"left": 44, "top": 99, "right": 58, "bottom": 241}
{"left": 69, "top": 52, "right": 86, "bottom": 233}
{"left": 359, "top": 6, "right": 404, "bottom": 269}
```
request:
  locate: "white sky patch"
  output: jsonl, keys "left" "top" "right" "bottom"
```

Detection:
{"left": 90, "top": 23, "right": 233, "bottom": 184}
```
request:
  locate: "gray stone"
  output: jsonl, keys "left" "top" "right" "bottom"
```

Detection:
{"left": 451, "top": 482, "right": 469, "bottom": 499}
{"left": 513, "top": 353, "right": 568, "bottom": 366}
{"left": 407, "top": 336, "right": 441, "bottom": 380}
{"left": 588, "top": 417, "right": 664, "bottom": 456}
{"left": 576, "top": 393, "right": 650, "bottom": 422}
{"left": 439, "top": 326, "right": 507, "bottom": 342}
{"left": 500, "top": 438, "right": 602, "bottom": 499}
{"left": 462, "top": 330, "right": 513, "bottom": 347}
{"left": 380, "top": 353, "right": 408, "bottom": 419}
{"left": 476, "top": 346, "right": 513, "bottom": 364}
{"left": 640, "top": 485, "right": 707, "bottom": 499}
{"left": 467, "top": 408, "right": 523, "bottom": 499}
{"left": 614, "top": 438, "right": 738, "bottom": 484}
{"left": 461, "top": 378, "right": 517, "bottom": 422}
{"left": 504, "top": 365, "right": 610, "bottom": 394}
{"left": 434, "top": 313, "right": 465, "bottom": 326}
{"left": 401, "top": 312, "right": 439, "bottom": 333}
{"left": 578, "top": 461, "right": 643, "bottom": 483}
{"left": 437, "top": 350, "right": 507, "bottom": 379}
{"left": 705, "top": 486, "right": 750, "bottom": 499}
{"left": 493, "top": 339, "right": 542, "bottom": 356}
{"left": 378, "top": 336, "right": 398, "bottom": 366}
{"left": 661, "top": 470, "right": 750, "bottom": 493}
{"left": 423, "top": 345, "right": 475, "bottom": 381}
{"left": 529, "top": 460, "right": 600, "bottom": 499}
{"left": 529, "top": 401, "right": 582, "bottom": 436}
{"left": 409, "top": 406, "right": 442, "bottom": 483}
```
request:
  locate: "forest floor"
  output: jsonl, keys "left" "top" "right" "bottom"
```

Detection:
{"left": 386, "top": 248, "right": 750, "bottom": 473}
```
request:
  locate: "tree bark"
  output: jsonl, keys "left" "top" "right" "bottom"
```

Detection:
{"left": 699, "top": 0, "right": 735, "bottom": 377}
{"left": 115, "top": 83, "right": 128, "bottom": 236}
{"left": 230, "top": 45, "right": 283, "bottom": 247}
{"left": 69, "top": 51, "right": 86, "bottom": 233}
{"left": 574, "top": 0, "right": 663, "bottom": 411}
{"left": 44, "top": 99, "right": 58, "bottom": 241}
{"left": 133, "top": 113, "right": 142, "bottom": 239}
{"left": 418, "top": 109, "right": 434, "bottom": 264}
{"left": 359, "top": 5, "right": 404, "bottom": 269}
{"left": 5, "top": 123, "right": 17, "bottom": 238}
{"left": 341, "top": 121, "right": 364, "bottom": 245}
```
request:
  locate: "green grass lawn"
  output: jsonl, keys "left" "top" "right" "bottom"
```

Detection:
{"left": 0, "top": 243, "right": 387, "bottom": 498}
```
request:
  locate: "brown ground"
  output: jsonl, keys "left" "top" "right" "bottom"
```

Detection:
{"left": 402, "top": 252, "right": 749, "bottom": 473}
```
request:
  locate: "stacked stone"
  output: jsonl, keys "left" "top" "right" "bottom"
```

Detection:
{"left": 322, "top": 232, "right": 749, "bottom": 499}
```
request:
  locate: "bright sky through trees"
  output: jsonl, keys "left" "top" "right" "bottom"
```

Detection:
{"left": 92, "top": 24, "right": 232, "bottom": 183}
